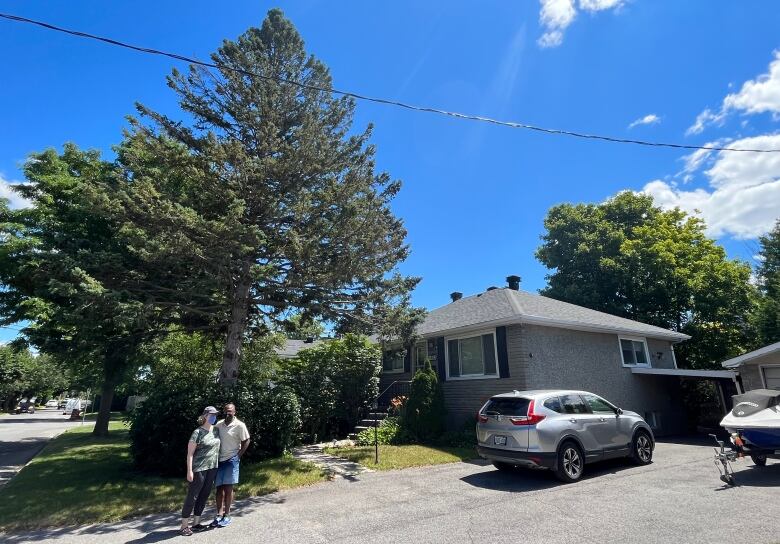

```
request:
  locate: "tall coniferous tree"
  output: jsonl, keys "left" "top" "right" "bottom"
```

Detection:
{"left": 115, "top": 9, "right": 417, "bottom": 385}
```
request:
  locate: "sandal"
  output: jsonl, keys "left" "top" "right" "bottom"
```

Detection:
{"left": 180, "top": 526, "right": 193, "bottom": 536}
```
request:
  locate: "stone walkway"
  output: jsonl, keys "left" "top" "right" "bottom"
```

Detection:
{"left": 292, "top": 442, "right": 374, "bottom": 479}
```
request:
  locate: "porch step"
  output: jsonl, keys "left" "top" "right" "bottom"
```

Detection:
{"left": 353, "top": 426, "right": 370, "bottom": 434}
{"left": 367, "top": 412, "right": 388, "bottom": 420}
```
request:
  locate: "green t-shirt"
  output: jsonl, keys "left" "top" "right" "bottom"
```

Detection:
{"left": 190, "top": 426, "right": 220, "bottom": 472}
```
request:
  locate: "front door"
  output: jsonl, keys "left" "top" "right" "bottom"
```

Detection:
{"left": 581, "top": 394, "right": 631, "bottom": 455}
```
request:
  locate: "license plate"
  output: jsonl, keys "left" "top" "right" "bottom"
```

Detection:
{"left": 494, "top": 435, "right": 507, "bottom": 446}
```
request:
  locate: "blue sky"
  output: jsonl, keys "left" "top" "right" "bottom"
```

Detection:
{"left": 2, "top": 1, "right": 780, "bottom": 343}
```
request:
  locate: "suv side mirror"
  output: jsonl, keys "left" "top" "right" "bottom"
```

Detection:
{"left": 615, "top": 408, "right": 623, "bottom": 415}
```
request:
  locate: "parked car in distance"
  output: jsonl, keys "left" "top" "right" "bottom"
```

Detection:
{"left": 476, "top": 390, "right": 654, "bottom": 483}
{"left": 45, "top": 399, "right": 59, "bottom": 408}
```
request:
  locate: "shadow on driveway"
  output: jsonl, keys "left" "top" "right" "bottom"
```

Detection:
{"left": 460, "top": 457, "right": 641, "bottom": 492}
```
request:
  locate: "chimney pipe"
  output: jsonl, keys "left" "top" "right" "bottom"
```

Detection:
{"left": 450, "top": 291, "right": 463, "bottom": 302}
{"left": 506, "top": 275, "right": 521, "bottom": 291}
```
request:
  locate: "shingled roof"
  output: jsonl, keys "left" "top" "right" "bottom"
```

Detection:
{"left": 417, "top": 288, "right": 689, "bottom": 341}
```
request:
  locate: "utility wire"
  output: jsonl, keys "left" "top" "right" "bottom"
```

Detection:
{"left": 2, "top": 12, "right": 778, "bottom": 154}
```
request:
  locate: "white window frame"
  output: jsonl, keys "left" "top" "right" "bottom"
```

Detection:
{"left": 618, "top": 336, "right": 651, "bottom": 368}
{"left": 759, "top": 364, "right": 780, "bottom": 390}
{"left": 383, "top": 349, "right": 406, "bottom": 374}
{"left": 444, "top": 329, "right": 499, "bottom": 381}
{"left": 414, "top": 342, "right": 428, "bottom": 371}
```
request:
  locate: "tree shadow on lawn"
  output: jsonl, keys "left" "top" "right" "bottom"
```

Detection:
{"left": 461, "top": 457, "right": 639, "bottom": 493}
{"left": 0, "top": 493, "right": 287, "bottom": 543}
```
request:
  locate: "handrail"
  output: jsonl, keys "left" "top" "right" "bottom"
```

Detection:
{"left": 371, "top": 380, "right": 412, "bottom": 464}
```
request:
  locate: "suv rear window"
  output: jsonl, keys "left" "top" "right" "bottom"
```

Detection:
{"left": 483, "top": 397, "right": 531, "bottom": 416}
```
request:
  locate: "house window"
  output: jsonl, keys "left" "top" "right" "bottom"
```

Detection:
{"left": 383, "top": 350, "right": 405, "bottom": 374}
{"left": 414, "top": 343, "right": 428, "bottom": 370}
{"left": 445, "top": 331, "right": 498, "bottom": 380}
{"left": 619, "top": 337, "right": 650, "bottom": 367}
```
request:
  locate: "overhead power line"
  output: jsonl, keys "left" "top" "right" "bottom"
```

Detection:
{"left": 2, "top": 12, "right": 778, "bottom": 154}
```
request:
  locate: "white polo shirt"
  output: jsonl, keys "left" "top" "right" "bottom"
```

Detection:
{"left": 215, "top": 417, "right": 250, "bottom": 462}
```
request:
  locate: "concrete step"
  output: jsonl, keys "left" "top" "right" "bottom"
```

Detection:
{"left": 359, "top": 419, "right": 386, "bottom": 427}
{"left": 367, "top": 412, "right": 388, "bottom": 420}
{"left": 353, "top": 426, "right": 370, "bottom": 433}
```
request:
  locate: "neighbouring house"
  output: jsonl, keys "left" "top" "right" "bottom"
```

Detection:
{"left": 380, "top": 275, "right": 740, "bottom": 436}
{"left": 721, "top": 341, "right": 780, "bottom": 392}
{"left": 276, "top": 338, "right": 326, "bottom": 359}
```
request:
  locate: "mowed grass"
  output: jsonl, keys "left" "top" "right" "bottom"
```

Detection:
{"left": 0, "top": 420, "right": 327, "bottom": 532}
{"left": 324, "top": 444, "right": 477, "bottom": 471}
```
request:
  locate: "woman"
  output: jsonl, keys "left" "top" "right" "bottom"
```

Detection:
{"left": 180, "top": 406, "right": 221, "bottom": 536}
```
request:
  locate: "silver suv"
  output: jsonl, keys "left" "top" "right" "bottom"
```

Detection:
{"left": 476, "top": 390, "right": 654, "bottom": 483}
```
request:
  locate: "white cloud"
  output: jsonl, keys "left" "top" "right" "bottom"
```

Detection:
{"left": 538, "top": 0, "right": 623, "bottom": 48}
{"left": 687, "top": 51, "right": 780, "bottom": 134}
{"left": 628, "top": 113, "right": 661, "bottom": 129}
{"left": 642, "top": 133, "right": 780, "bottom": 239}
{"left": 0, "top": 175, "right": 32, "bottom": 209}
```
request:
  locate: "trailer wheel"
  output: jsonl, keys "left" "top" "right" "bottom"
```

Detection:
{"left": 750, "top": 454, "right": 767, "bottom": 467}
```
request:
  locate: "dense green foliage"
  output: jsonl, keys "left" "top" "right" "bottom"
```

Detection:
{"left": 281, "top": 334, "right": 380, "bottom": 442}
{"left": 536, "top": 191, "right": 756, "bottom": 368}
{"left": 754, "top": 219, "right": 780, "bottom": 346}
{"left": 401, "top": 361, "right": 447, "bottom": 440}
{"left": 128, "top": 333, "right": 300, "bottom": 475}
{"left": 0, "top": 347, "right": 68, "bottom": 411}
{"left": 355, "top": 417, "right": 408, "bottom": 446}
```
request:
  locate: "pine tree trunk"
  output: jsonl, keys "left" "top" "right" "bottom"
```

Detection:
{"left": 93, "top": 377, "right": 116, "bottom": 437}
{"left": 220, "top": 261, "right": 252, "bottom": 387}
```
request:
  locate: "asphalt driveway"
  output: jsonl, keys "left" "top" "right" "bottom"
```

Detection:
{"left": 3, "top": 438, "right": 779, "bottom": 544}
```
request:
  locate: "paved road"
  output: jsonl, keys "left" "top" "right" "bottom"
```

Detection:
{"left": 0, "top": 408, "right": 82, "bottom": 487}
{"left": 2, "top": 438, "right": 779, "bottom": 544}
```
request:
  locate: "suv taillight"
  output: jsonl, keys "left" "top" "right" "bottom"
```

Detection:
{"left": 509, "top": 399, "right": 546, "bottom": 426}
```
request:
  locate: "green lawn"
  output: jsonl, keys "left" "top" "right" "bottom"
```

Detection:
{"left": 0, "top": 420, "right": 327, "bottom": 532}
{"left": 324, "top": 444, "right": 477, "bottom": 471}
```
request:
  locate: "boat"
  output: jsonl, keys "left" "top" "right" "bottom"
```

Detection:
{"left": 720, "top": 389, "right": 780, "bottom": 451}
{"left": 712, "top": 389, "right": 779, "bottom": 485}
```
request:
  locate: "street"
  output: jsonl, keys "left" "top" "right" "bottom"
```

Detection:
{"left": 0, "top": 408, "right": 82, "bottom": 487}
{"left": 2, "top": 438, "right": 778, "bottom": 544}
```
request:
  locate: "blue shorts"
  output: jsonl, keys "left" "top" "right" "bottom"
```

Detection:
{"left": 216, "top": 456, "right": 240, "bottom": 486}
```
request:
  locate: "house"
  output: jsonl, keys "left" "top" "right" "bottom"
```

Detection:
{"left": 721, "top": 341, "right": 780, "bottom": 392}
{"left": 380, "top": 276, "right": 739, "bottom": 436}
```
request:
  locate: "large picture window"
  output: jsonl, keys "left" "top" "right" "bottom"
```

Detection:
{"left": 619, "top": 337, "right": 649, "bottom": 367}
{"left": 383, "top": 350, "right": 405, "bottom": 374}
{"left": 446, "top": 331, "right": 498, "bottom": 379}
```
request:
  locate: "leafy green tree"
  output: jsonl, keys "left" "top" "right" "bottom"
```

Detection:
{"left": 754, "top": 219, "right": 780, "bottom": 345}
{"left": 112, "top": 9, "right": 417, "bottom": 386}
{"left": 536, "top": 191, "right": 755, "bottom": 368}
{"left": 0, "top": 147, "right": 166, "bottom": 435}
{"left": 0, "top": 347, "right": 68, "bottom": 410}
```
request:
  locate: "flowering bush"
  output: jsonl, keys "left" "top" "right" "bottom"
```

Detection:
{"left": 388, "top": 395, "right": 407, "bottom": 417}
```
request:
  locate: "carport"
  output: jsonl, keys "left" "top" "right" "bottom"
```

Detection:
{"left": 630, "top": 366, "right": 742, "bottom": 415}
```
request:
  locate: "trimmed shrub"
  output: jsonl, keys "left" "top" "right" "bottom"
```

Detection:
{"left": 401, "top": 360, "right": 446, "bottom": 441}
{"left": 355, "top": 417, "right": 409, "bottom": 446}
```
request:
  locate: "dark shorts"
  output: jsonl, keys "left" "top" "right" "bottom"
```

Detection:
{"left": 216, "top": 455, "right": 240, "bottom": 486}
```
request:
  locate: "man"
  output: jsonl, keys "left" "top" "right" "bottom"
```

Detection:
{"left": 211, "top": 403, "right": 250, "bottom": 528}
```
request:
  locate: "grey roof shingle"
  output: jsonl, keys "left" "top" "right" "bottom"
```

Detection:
{"left": 276, "top": 339, "right": 326, "bottom": 358}
{"left": 720, "top": 341, "right": 780, "bottom": 368}
{"left": 417, "top": 288, "right": 689, "bottom": 341}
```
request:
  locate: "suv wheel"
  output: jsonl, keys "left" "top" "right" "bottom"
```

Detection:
{"left": 492, "top": 461, "right": 515, "bottom": 472}
{"left": 555, "top": 441, "right": 584, "bottom": 483}
{"left": 630, "top": 430, "right": 653, "bottom": 465}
